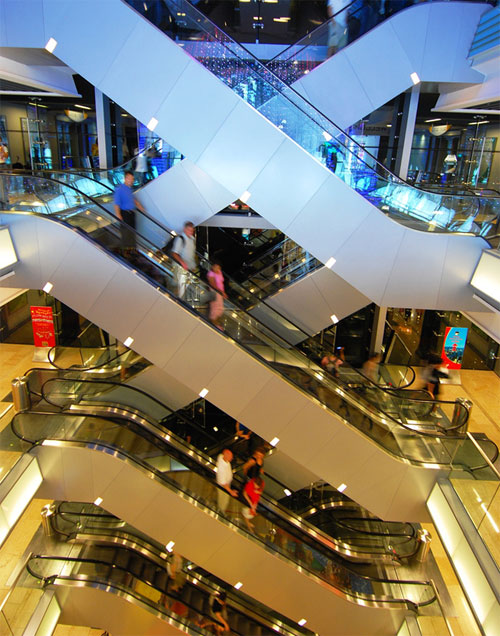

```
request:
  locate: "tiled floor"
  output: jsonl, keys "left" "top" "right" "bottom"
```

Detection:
{"left": 0, "top": 343, "right": 499, "bottom": 635}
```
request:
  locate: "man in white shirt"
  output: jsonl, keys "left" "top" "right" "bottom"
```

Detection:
{"left": 215, "top": 448, "right": 238, "bottom": 514}
{"left": 327, "top": 0, "right": 350, "bottom": 56}
{"left": 171, "top": 221, "right": 197, "bottom": 299}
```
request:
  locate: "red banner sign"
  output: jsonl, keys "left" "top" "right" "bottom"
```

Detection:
{"left": 30, "top": 306, "right": 56, "bottom": 348}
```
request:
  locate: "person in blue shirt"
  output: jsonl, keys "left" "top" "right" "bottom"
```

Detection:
{"left": 113, "top": 171, "right": 145, "bottom": 253}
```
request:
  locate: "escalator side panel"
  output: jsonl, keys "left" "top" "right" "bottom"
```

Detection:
{"left": 1, "top": 212, "right": 447, "bottom": 521}
{"left": 5, "top": 0, "right": 490, "bottom": 312}
{"left": 292, "top": 3, "right": 485, "bottom": 131}
{"left": 59, "top": 584, "right": 188, "bottom": 636}
{"left": 32, "top": 442, "right": 403, "bottom": 636}
{"left": 137, "top": 159, "right": 234, "bottom": 230}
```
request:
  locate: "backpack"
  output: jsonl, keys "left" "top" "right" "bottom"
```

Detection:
{"left": 162, "top": 233, "right": 184, "bottom": 256}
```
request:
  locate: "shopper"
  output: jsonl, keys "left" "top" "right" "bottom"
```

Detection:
{"left": 242, "top": 447, "right": 265, "bottom": 481}
{"left": 242, "top": 476, "right": 265, "bottom": 531}
{"left": 171, "top": 221, "right": 197, "bottom": 300}
{"left": 207, "top": 262, "right": 227, "bottom": 330}
{"left": 113, "top": 170, "right": 145, "bottom": 255}
{"left": 215, "top": 448, "right": 238, "bottom": 514}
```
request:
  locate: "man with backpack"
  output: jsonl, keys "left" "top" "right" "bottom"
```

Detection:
{"left": 171, "top": 221, "right": 197, "bottom": 299}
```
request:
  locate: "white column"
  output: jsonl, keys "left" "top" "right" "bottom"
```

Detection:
{"left": 370, "top": 305, "right": 387, "bottom": 355}
{"left": 395, "top": 84, "right": 420, "bottom": 180}
{"left": 95, "top": 88, "right": 112, "bottom": 169}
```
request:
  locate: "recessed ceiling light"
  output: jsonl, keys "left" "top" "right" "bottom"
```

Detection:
{"left": 270, "top": 437, "right": 280, "bottom": 447}
{"left": 199, "top": 388, "right": 209, "bottom": 398}
{"left": 325, "top": 257, "right": 336, "bottom": 269}
{"left": 330, "top": 314, "right": 339, "bottom": 324}
{"left": 45, "top": 37, "right": 57, "bottom": 53}
{"left": 425, "top": 118, "right": 441, "bottom": 123}
{"left": 94, "top": 497, "right": 103, "bottom": 506}
{"left": 234, "top": 582, "right": 243, "bottom": 589}
{"left": 240, "top": 191, "right": 251, "bottom": 203}
{"left": 123, "top": 337, "right": 134, "bottom": 347}
{"left": 337, "top": 483, "right": 347, "bottom": 492}
{"left": 410, "top": 72, "right": 420, "bottom": 85}
{"left": 298, "top": 619, "right": 307, "bottom": 626}
{"left": 42, "top": 282, "right": 53, "bottom": 293}
{"left": 166, "top": 541, "right": 175, "bottom": 552}
{"left": 147, "top": 117, "right": 158, "bottom": 131}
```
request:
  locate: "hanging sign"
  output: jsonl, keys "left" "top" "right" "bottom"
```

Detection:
{"left": 30, "top": 306, "right": 56, "bottom": 348}
{"left": 441, "top": 327, "right": 468, "bottom": 369}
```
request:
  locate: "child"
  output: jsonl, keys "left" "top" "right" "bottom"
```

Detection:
{"left": 242, "top": 476, "right": 264, "bottom": 530}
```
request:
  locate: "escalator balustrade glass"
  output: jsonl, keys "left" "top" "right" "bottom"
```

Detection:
{"left": 12, "top": 409, "right": 436, "bottom": 610}
{"left": 22, "top": 369, "right": 418, "bottom": 564}
{"left": 45, "top": 501, "right": 313, "bottom": 636}
{"left": 2, "top": 173, "right": 495, "bottom": 472}
{"left": 125, "top": 0, "right": 500, "bottom": 239}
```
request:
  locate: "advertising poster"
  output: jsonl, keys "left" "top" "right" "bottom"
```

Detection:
{"left": 30, "top": 306, "right": 56, "bottom": 348}
{"left": 441, "top": 327, "right": 468, "bottom": 369}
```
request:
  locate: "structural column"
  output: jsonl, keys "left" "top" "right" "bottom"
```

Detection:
{"left": 370, "top": 305, "right": 387, "bottom": 355}
{"left": 394, "top": 84, "right": 420, "bottom": 179}
{"left": 95, "top": 88, "right": 113, "bottom": 169}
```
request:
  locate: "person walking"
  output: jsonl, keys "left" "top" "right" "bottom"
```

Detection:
{"left": 207, "top": 262, "right": 227, "bottom": 330}
{"left": 113, "top": 170, "right": 145, "bottom": 255}
{"left": 242, "top": 476, "right": 265, "bottom": 531}
{"left": 215, "top": 448, "right": 238, "bottom": 514}
{"left": 171, "top": 221, "right": 197, "bottom": 299}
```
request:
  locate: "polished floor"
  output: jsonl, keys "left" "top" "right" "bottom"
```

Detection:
{"left": 0, "top": 343, "right": 499, "bottom": 635}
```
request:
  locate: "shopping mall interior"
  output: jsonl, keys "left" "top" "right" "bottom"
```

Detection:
{"left": 0, "top": 1, "right": 500, "bottom": 635}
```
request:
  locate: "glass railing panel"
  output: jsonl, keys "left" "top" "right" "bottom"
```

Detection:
{"left": 121, "top": 0, "right": 500, "bottom": 239}
{"left": 27, "top": 556, "right": 211, "bottom": 636}
{"left": 3, "top": 174, "right": 490, "bottom": 470}
{"left": 13, "top": 412, "right": 435, "bottom": 608}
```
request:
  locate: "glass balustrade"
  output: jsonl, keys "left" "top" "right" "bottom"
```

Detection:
{"left": 13, "top": 410, "right": 436, "bottom": 610}
{"left": 124, "top": 0, "right": 500, "bottom": 239}
{"left": 2, "top": 173, "right": 496, "bottom": 473}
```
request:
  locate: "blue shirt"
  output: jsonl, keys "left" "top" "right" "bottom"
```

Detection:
{"left": 114, "top": 183, "right": 135, "bottom": 211}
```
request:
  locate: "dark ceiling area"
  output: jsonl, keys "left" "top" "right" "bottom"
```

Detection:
{"left": 192, "top": 0, "right": 328, "bottom": 43}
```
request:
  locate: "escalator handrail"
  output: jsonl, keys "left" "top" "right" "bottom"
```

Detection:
{"left": 13, "top": 413, "right": 436, "bottom": 608}
{"left": 35, "top": 382, "right": 401, "bottom": 563}
{"left": 4, "top": 175, "right": 482, "bottom": 456}
{"left": 27, "top": 553, "right": 231, "bottom": 636}
{"left": 49, "top": 504, "right": 311, "bottom": 636}
{"left": 127, "top": 0, "right": 500, "bottom": 215}
{"left": 37, "top": 373, "right": 222, "bottom": 447}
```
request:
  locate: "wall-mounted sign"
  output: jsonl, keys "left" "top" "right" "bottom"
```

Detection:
{"left": 30, "top": 306, "right": 55, "bottom": 348}
{"left": 441, "top": 327, "right": 468, "bottom": 369}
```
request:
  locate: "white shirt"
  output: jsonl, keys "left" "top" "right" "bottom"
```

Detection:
{"left": 172, "top": 232, "right": 196, "bottom": 271}
{"left": 216, "top": 454, "right": 233, "bottom": 487}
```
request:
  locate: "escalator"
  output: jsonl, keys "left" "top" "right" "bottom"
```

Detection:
{"left": 267, "top": 1, "right": 488, "bottom": 130}
{"left": 22, "top": 367, "right": 422, "bottom": 566}
{"left": 29, "top": 502, "right": 307, "bottom": 636}
{"left": 2, "top": 176, "right": 498, "bottom": 522}
{"left": 12, "top": 390, "right": 440, "bottom": 634}
{"left": 9, "top": 0, "right": 496, "bottom": 314}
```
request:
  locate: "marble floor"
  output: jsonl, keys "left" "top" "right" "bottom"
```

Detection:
{"left": 0, "top": 343, "right": 499, "bottom": 635}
